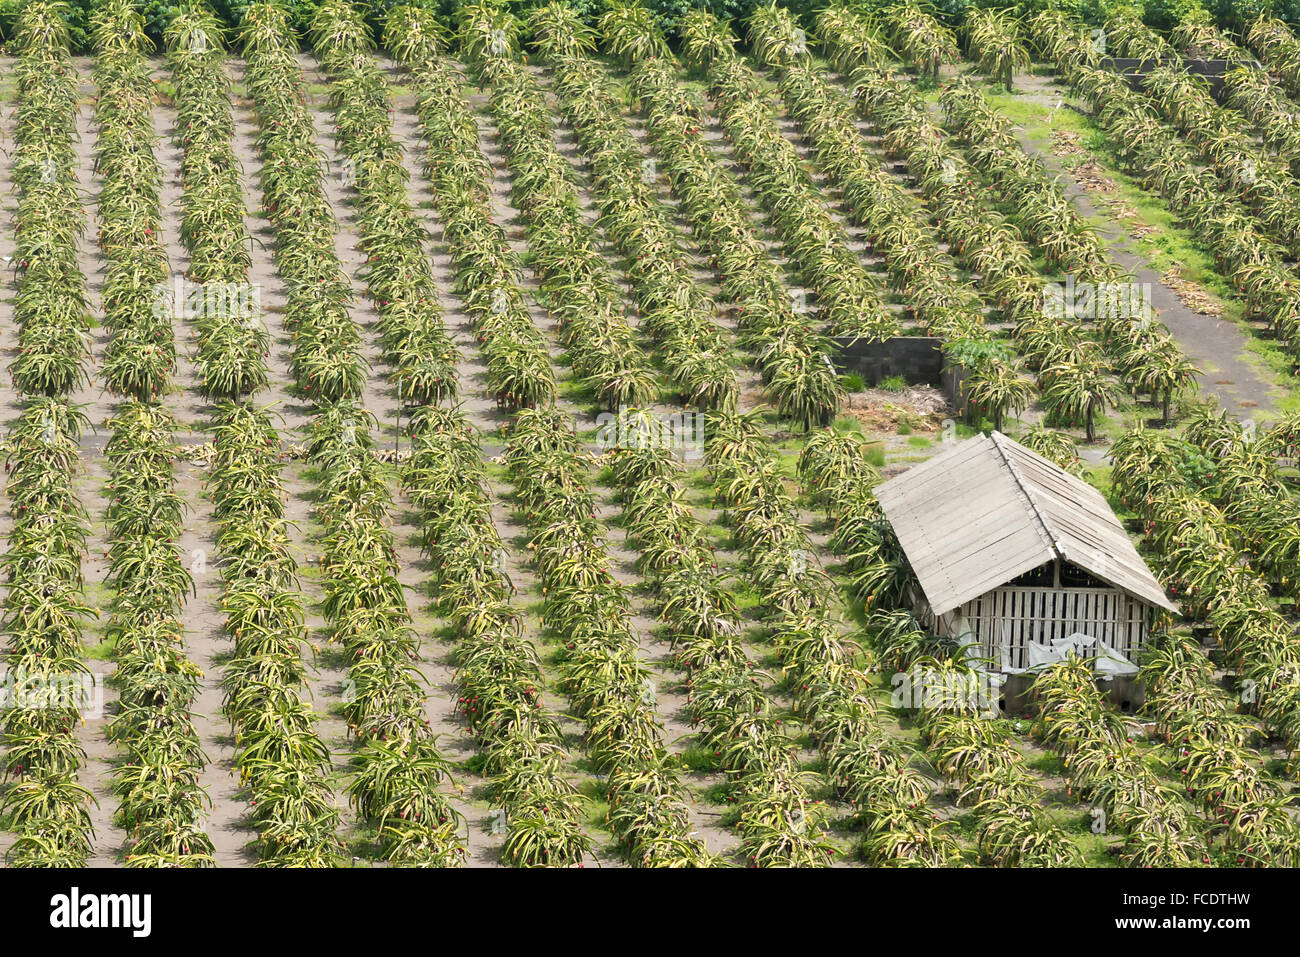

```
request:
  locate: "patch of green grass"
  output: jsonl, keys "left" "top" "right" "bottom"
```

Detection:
{"left": 584, "top": 799, "right": 611, "bottom": 835}
{"left": 84, "top": 637, "right": 117, "bottom": 661}
{"left": 1242, "top": 338, "right": 1300, "bottom": 416}
{"left": 680, "top": 747, "right": 722, "bottom": 773}
{"left": 1026, "top": 751, "right": 1065, "bottom": 776}
{"left": 1083, "top": 463, "right": 1114, "bottom": 498}
{"left": 946, "top": 811, "right": 981, "bottom": 842}
{"left": 1065, "top": 821, "right": 1119, "bottom": 867}
{"left": 840, "top": 372, "right": 866, "bottom": 392}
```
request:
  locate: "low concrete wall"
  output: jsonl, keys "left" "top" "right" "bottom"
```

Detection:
{"left": 829, "top": 335, "right": 969, "bottom": 415}
{"left": 1000, "top": 673, "right": 1145, "bottom": 715}
{"left": 1100, "top": 56, "right": 1233, "bottom": 100}
{"left": 829, "top": 335, "right": 943, "bottom": 385}
{"left": 940, "top": 363, "right": 971, "bottom": 419}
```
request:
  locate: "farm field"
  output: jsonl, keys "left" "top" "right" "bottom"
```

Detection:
{"left": 1, "top": 0, "right": 1299, "bottom": 872}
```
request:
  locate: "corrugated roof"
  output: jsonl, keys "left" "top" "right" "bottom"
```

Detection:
{"left": 874, "top": 431, "right": 1178, "bottom": 616}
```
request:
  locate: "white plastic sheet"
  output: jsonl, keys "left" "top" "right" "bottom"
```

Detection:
{"left": 1000, "top": 632, "right": 1138, "bottom": 676}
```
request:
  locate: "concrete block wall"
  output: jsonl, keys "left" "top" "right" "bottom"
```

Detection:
{"left": 830, "top": 335, "right": 969, "bottom": 416}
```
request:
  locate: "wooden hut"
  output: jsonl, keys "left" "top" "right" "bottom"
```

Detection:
{"left": 874, "top": 431, "right": 1177, "bottom": 673}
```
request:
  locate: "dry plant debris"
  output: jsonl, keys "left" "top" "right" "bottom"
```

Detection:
{"left": 1161, "top": 267, "right": 1225, "bottom": 316}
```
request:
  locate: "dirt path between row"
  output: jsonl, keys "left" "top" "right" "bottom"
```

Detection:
{"left": 69, "top": 59, "right": 125, "bottom": 867}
